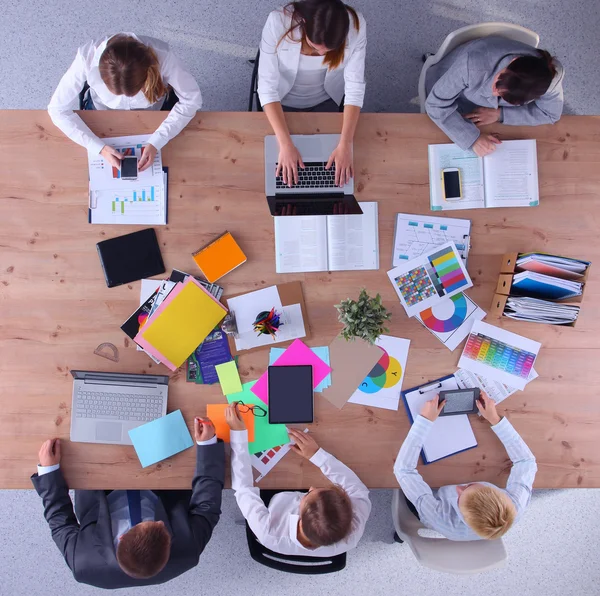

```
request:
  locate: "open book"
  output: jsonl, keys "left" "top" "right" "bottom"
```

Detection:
{"left": 429, "top": 139, "right": 539, "bottom": 211}
{"left": 274, "top": 202, "right": 379, "bottom": 273}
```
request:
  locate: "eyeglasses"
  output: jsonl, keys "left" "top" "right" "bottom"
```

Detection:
{"left": 235, "top": 400, "right": 267, "bottom": 418}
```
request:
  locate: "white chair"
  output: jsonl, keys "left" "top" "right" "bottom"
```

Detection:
{"left": 418, "top": 22, "right": 540, "bottom": 112}
{"left": 392, "top": 489, "right": 507, "bottom": 574}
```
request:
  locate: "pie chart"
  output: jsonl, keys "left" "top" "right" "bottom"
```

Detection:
{"left": 359, "top": 347, "right": 403, "bottom": 394}
{"left": 420, "top": 293, "right": 468, "bottom": 333}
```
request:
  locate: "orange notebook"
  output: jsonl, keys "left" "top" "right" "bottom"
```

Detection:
{"left": 206, "top": 404, "right": 255, "bottom": 442}
{"left": 192, "top": 232, "right": 247, "bottom": 283}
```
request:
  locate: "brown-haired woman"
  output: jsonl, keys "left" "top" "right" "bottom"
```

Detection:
{"left": 48, "top": 33, "right": 202, "bottom": 171}
{"left": 258, "top": 0, "right": 367, "bottom": 187}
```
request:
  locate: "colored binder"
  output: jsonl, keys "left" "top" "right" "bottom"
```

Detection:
{"left": 192, "top": 231, "right": 247, "bottom": 283}
{"left": 135, "top": 277, "right": 228, "bottom": 371}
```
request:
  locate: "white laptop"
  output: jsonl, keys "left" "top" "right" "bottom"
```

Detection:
{"left": 70, "top": 370, "right": 168, "bottom": 445}
{"left": 264, "top": 133, "right": 362, "bottom": 216}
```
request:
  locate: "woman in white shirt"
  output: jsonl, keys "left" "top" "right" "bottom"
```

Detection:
{"left": 48, "top": 33, "right": 202, "bottom": 171}
{"left": 258, "top": 1, "right": 367, "bottom": 187}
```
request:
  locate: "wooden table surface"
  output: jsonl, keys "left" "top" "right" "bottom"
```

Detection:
{"left": 1, "top": 111, "right": 599, "bottom": 489}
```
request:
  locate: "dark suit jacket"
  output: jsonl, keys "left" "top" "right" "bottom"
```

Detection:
{"left": 31, "top": 442, "right": 225, "bottom": 589}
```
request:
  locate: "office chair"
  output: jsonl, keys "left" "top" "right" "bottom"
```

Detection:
{"left": 392, "top": 489, "right": 507, "bottom": 574}
{"left": 418, "top": 22, "right": 540, "bottom": 112}
{"left": 248, "top": 49, "right": 263, "bottom": 112}
{"left": 245, "top": 489, "right": 347, "bottom": 574}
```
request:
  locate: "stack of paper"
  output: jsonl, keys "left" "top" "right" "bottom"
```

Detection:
{"left": 504, "top": 296, "right": 580, "bottom": 325}
{"left": 512, "top": 271, "right": 582, "bottom": 300}
{"left": 269, "top": 346, "right": 331, "bottom": 392}
{"left": 516, "top": 253, "right": 589, "bottom": 280}
{"left": 134, "top": 277, "right": 228, "bottom": 371}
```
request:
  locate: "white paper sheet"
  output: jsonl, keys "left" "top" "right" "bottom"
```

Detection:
{"left": 458, "top": 321, "right": 541, "bottom": 390}
{"left": 227, "top": 286, "right": 284, "bottom": 335}
{"left": 274, "top": 216, "right": 329, "bottom": 273}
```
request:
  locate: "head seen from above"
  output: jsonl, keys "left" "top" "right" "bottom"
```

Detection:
{"left": 493, "top": 49, "right": 557, "bottom": 105}
{"left": 99, "top": 34, "right": 167, "bottom": 104}
{"left": 116, "top": 520, "right": 172, "bottom": 579}
{"left": 285, "top": 0, "right": 360, "bottom": 69}
{"left": 298, "top": 484, "right": 353, "bottom": 547}
{"left": 457, "top": 483, "right": 517, "bottom": 540}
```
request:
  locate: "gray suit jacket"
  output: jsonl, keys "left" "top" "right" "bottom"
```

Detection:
{"left": 425, "top": 37, "right": 565, "bottom": 150}
{"left": 31, "top": 442, "right": 225, "bottom": 589}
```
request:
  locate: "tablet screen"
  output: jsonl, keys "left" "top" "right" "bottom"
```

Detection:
{"left": 268, "top": 365, "right": 313, "bottom": 424}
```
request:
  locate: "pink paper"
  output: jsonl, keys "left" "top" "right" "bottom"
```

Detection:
{"left": 251, "top": 339, "right": 332, "bottom": 404}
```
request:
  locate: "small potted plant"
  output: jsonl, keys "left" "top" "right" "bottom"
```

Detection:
{"left": 335, "top": 288, "right": 391, "bottom": 344}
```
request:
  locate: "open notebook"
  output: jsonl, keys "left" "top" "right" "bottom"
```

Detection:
{"left": 429, "top": 140, "right": 539, "bottom": 211}
{"left": 402, "top": 375, "right": 477, "bottom": 464}
{"left": 274, "top": 202, "right": 379, "bottom": 273}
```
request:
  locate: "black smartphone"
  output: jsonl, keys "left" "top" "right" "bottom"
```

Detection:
{"left": 438, "top": 388, "right": 480, "bottom": 416}
{"left": 442, "top": 168, "right": 462, "bottom": 201}
{"left": 121, "top": 156, "right": 138, "bottom": 180}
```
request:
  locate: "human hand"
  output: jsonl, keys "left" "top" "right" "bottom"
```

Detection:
{"left": 194, "top": 417, "right": 216, "bottom": 442}
{"left": 288, "top": 429, "right": 319, "bottom": 459}
{"left": 420, "top": 396, "right": 445, "bottom": 422}
{"left": 100, "top": 145, "right": 123, "bottom": 169}
{"left": 476, "top": 392, "right": 501, "bottom": 426}
{"left": 276, "top": 142, "right": 305, "bottom": 187}
{"left": 39, "top": 438, "right": 61, "bottom": 466}
{"left": 224, "top": 403, "right": 246, "bottom": 431}
{"left": 138, "top": 143, "right": 157, "bottom": 172}
{"left": 471, "top": 134, "right": 502, "bottom": 157}
{"left": 326, "top": 141, "right": 353, "bottom": 187}
{"left": 465, "top": 107, "right": 501, "bottom": 126}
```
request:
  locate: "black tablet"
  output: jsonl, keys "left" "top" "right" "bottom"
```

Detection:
{"left": 268, "top": 365, "right": 313, "bottom": 424}
{"left": 96, "top": 228, "right": 165, "bottom": 288}
{"left": 438, "top": 388, "right": 480, "bottom": 416}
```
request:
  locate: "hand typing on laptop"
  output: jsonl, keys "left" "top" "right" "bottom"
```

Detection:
{"left": 326, "top": 139, "right": 353, "bottom": 187}
{"left": 276, "top": 141, "right": 306, "bottom": 187}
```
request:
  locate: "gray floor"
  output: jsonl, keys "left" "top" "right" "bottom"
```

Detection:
{"left": 2, "top": 1, "right": 600, "bottom": 595}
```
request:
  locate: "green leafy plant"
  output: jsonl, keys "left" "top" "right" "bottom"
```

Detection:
{"left": 335, "top": 289, "right": 391, "bottom": 344}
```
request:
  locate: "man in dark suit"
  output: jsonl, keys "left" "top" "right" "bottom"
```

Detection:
{"left": 31, "top": 417, "right": 224, "bottom": 589}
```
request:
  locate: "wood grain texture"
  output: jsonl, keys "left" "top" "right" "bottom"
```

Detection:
{"left": 0, "top": 111, "right": 599, "bottom": 489}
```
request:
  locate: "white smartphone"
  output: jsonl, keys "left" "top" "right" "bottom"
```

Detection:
{"left": 441, "top": 168, "right": 462, "bottom": 201}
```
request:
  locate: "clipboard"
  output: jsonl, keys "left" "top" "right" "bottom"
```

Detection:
{"left": 223, "top": 281, "right": 310, "bottom": 356}
{"left": 401, "top": 374, "right": 477, "bottom": 465}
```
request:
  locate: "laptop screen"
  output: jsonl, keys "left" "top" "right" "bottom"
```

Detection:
{"left": 268, "top": 195, "right": 363, "bottom": 216}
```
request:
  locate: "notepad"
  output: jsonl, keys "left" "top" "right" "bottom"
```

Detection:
{"left": 206, "top": 404, "right": 255, "bottom": 443}
{"left": 135, "top": 277, "right": 228, "bottom": 371}
{"left": 128, "top": 410, "right": 194, "bottom": 468}
{"left": 429, "top": 140, "right": 539, "bottom": 211}
{"left": 402, "top": 377, "right": 477, "bottom": 464}
{"left": 192, "top": 231, "right": 247, "bottom": 282}
{"left": 226, "top": 382, "right": 290, "bottom": 454}
{"left": 215, "top": 361, "right": 243, "bottom": 395}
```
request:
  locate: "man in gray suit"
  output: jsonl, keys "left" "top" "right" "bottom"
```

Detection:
{"left": 31, "top": 417, "right": 224, "bottom": 589}
{"left": 425, "top": 36, "right": 564, "bottom": 156}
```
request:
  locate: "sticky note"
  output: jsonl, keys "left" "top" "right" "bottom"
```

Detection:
{"left": 226, "top": 382, "right": 289, "bottom": 454}
{"left": 215, "top": 361, "right": 243, "bottom": 395}
{"left": 206, "top": 404, "right": 255, "bottom": 442}
{"left": 251, "top": 339, "right": 331, "bottom": 403}
{"left": 128, "top": 410, "right": 194, "bottom": 468}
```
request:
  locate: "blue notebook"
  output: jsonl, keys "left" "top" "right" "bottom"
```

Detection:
{"left": 129, "top": 409, "right": 194, "bottom": 468}
{"left": 401, "top": 375, "right": 477, "bottom": 465}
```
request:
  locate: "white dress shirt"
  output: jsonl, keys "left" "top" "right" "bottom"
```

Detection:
{"left": 230, "top": 429, "right": 371, "bottom": 556}
{"left": 394, "top": 415, "right": 537, "bottom": 541}
{"left": 282, "top": 54, "right": 330, "bottom": 109}
{"left": 48, "top": 32, "right": 202, "bottom": 154}
{"left": 258, "top": 8, "right": 367, "bottom": 108}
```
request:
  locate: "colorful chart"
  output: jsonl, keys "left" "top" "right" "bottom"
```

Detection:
{"left": 427, "top": 245, "right": 468, "bottom": 295}
{"left": 463, "top": 332, "right": 536, "bottom": 379}
{"left": 420, "top": 293, "right": 468, "bottom": 332}
{"left": 359, "top": 347, "right": 403, "bottom": 394}
{"left": 395, "top": 265, "right": 437, "bottom": 306}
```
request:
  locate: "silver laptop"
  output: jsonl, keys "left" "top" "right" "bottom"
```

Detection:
{"left": 70, "top": 370, "right": 168, "bottom": 445}
{"left": 265, "top": 134, "right": 363, "bottom": 216}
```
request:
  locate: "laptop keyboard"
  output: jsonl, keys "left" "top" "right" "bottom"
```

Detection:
{"left": 74, "top": 390, "right": 164, "bottom": 422}
{"left": 275, "top": 162, "right": 336, "bottom": 189}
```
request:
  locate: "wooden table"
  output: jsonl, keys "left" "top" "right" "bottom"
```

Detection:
{"left": 1, "top": 111, "right": 599, "bottom": 489}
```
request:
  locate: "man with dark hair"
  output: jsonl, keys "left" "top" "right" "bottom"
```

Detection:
{"left": 32, "top": 417, "right": 224, "bottom": 589}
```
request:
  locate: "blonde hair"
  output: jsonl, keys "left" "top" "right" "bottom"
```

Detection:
{"left": 459, "top": 485, "right": 516, "bottom": 540}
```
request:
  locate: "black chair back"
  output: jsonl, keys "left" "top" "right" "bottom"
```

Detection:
{"left": 248, "top": 49, "right": 263, "bottom": 112}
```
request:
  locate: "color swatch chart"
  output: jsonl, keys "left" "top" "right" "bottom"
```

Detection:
{"left": 420, "top": 293, "right": 468, "bottom": 332}
{"left": 427, "top": 245, "right": 469, "bottom": 294}
{"left": 395, "top": 265, "right": 437, "bottom": 307}
{"left": 463, "top": 332, "right": 536, "bottom": 379}
{"left": 251, "top": 443, "right": 291, "bottom": 481}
